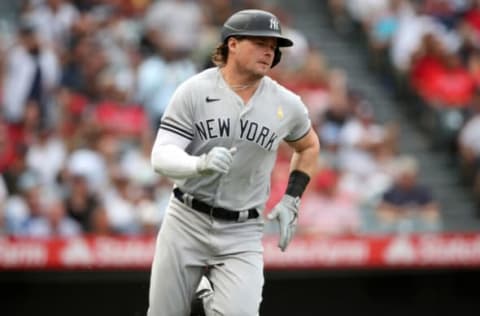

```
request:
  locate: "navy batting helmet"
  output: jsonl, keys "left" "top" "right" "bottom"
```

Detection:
{"left": 221, "top": 9, "right": 293, "bottom": 67}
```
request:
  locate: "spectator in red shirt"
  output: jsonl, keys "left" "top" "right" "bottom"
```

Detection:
{"left": 298, "top": 168, "right": 360, "bottom": 236}
{"left": 410, "top": 33, "right": 446, "bottom": 101}
{"left": 430, "top": 54, "right": 475, "bottom": 107}
{"left": 467, "top": 49, "right": 480, "bottom": 87}
{"left": 0, "top": 119, "right": 16, "bottom": 173}
{"left": 462, "top": 2, "right": 480, "bottom": 45}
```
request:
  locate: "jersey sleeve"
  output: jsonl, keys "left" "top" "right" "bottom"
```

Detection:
{"left": 284, "top": 96, "right": 312, "bottom": 142}
{"left": 158, "top": 81, "right": 195, "bottom": 141}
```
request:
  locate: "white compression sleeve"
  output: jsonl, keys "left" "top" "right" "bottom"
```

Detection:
{"left": 150, "top": 129, "right": 201, "bottom": 179}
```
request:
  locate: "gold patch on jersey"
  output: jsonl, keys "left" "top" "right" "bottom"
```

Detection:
{"left": 277, "top": 106, "right": 284, "bottom": 119}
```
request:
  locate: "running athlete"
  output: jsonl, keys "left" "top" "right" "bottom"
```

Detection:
{"left": 147, "top": 9, "right": 320, "bottom": 316}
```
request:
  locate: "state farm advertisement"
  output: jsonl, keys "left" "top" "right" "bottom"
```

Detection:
{"left": 263, "top": 234, "right": 480, "bottom": 269}
{"left": 0, "top": 236, "right": 156, "bottom": 270}
{"left": 2, "top": 234, "right": 480, "bottom": 270}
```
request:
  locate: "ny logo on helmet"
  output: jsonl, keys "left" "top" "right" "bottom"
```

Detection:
{"left": 269, "top": 17, "right": 279, "bottom": 31}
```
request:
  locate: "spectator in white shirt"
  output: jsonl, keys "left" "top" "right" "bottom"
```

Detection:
{"left": 101, "top": 167, "right": 140, "bottom": 234}
{"left": 0, "top": 175, "right": 7, "bottom": 235}
{"left": 4, "top": 170, "right": 44, "bottom": 235}
{"left": 458, "top": 91, "right": 480, "bottom": 198}
{"left": 1, "top": 20, "right": 60, "bottom": 125}
{"left": 338, "top": 100, "right": 386, "bottom": 178}
{"left": 24, "top": 196, "right": 81, "bottom": 238}
{"left": 459, "top": 92, "right": 480, "bottom": 163}
{"left": 143, "top": 0, "right": 203, "bottom": 58}
{"left": 23, "top": 0, "right": 80, "bottom": 50}
{"left": 26, "top": 124, "right": 67, "bottom": 189}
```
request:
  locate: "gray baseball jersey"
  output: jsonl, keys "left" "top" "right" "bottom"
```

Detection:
{"left": 147, "top": 67, "right": 311, "bottom": 316}
{"left": 159, "top": 67, "right": 311, "bottom": 211}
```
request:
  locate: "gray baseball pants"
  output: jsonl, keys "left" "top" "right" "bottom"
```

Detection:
{"left": 147, "top": 196, "right": 265, "bottom": 316}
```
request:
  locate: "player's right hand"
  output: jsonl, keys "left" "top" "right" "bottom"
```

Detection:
{"left": 196, "top": 146, "right": 236, "bottom": 175}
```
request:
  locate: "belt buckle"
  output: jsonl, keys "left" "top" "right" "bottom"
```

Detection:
{"left": 209, "top": 206, "right": 215, "bottom": 222}
{"left": 182, "top": 193, "right": 194, "bottom": 208}
{"left": 237, "top": 210, "right": 249, "bottom": 222}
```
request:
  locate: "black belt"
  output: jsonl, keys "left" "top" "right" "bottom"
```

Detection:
{"left": 173, "top": 188, "right": 259, "bottom": 222}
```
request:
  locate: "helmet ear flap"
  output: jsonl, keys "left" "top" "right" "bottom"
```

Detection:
{"left": 271, "top": 47, "right": 281, "bottom": 68}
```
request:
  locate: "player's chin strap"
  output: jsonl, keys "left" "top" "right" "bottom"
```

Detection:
{"left": 271, "top": 47, "right": 282, "bottom": 68}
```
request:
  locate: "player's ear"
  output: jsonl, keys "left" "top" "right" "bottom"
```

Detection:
{"left": 227, "top": 37, "right": 238, "bottom": 52}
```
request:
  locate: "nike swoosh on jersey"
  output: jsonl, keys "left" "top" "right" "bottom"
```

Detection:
{"left": 205, "top": 96, "right": 221, "bottom": 103}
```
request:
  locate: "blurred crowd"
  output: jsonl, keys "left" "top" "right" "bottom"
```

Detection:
{"left": 328, "top": 0, "right": 480, "bottom": 215}
{"left": 0, "top": 0, "right": 444, "bottom": 239}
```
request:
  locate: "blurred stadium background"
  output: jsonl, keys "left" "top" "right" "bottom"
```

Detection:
{"left": 1, "top": 0, "right": 480, "bottom": 315}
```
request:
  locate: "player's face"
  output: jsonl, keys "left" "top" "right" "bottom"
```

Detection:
{"left": 233, "top": 36, "right": 277, "bottom": 77}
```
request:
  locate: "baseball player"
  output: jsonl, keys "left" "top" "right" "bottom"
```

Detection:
{"left": 147, "top": 9, "right": 320, "bottom": 316}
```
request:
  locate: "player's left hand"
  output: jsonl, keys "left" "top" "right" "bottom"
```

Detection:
{"left": 267, "top": 195, "right": 300, "bottom": 252}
